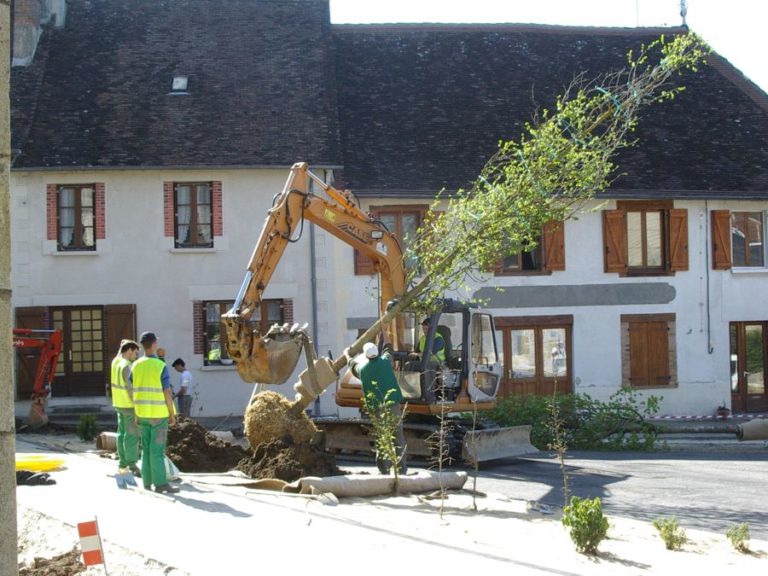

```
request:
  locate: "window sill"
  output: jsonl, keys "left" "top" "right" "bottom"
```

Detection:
{"left": 201, "top": 364, "right": 236, "bottom": 371}
{"left": 494, "top": 270, "right": 552, "bottom": 277}
{"left": 731, "top": 267, "right": 768, "bottom": 275}
{"left": 171, "top": 247, "right": 217, "bottom": 254}
{"left": 51, "top": 250, "right": 100, "bottom": 257}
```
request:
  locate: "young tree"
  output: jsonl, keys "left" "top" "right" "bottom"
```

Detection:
{"left": 323, "top": 32, "right": 709, "bottom": 373}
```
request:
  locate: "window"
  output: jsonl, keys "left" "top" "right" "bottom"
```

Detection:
{"left": 355, "top": 205, "right": 426, "bottom": 275}
{"left": 731, "top": 212, "right": 764, "bottom": 268}
{"left": 175, "top": 183, "right": 213, "bottom": 248}
{"left": 494, "top": 222, "right": 565, "bottom": 275}
{"left": 621, "top": 314, "right": 676, "bottom": 388}
{"left": 495, "top": 316, "right": 572, "bottom": 397}
{"left": 203, "top": 299, "right": 284, "bottom": 365}
{"left": 603, "top": 202, "right": 688, "bottom": 275}
{"left": 58, "top": 185, "right": 95, "bottom": 251}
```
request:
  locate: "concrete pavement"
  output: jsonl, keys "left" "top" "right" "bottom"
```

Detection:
{"left": 15, "top": 432, "right": 768, "bottom": 575}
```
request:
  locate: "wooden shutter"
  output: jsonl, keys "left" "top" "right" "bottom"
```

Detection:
{"left": 14, "top": 307, "right": 50, "bottom": 397}
{"left": 711, "top": 210, "right": 732, "bottom": 270}
{"left": 628, "top": 320, "right": 669, "bottom": 387}
{"left": 603, "top": 210, "right": 627, "bottom": 274}
{"left": 542, "top": 221, "right": 565, "bottom": 271}
{"left": 354, "top": 249, "right": 376, "bottom": 275}
{"left": 668, "top": 208, "right": 689, "bottom": 272}
{"left": 104, "top": 304, "right": 136, "bottom": 359}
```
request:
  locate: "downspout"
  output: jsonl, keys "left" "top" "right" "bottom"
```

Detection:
{"left": 704, "top": 200, "right": 714, "bottom": 354}
{"left": 309, "top": 175, "right": 321, "bottom": 416}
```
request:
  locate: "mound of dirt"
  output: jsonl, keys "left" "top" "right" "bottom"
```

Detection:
{"left": 236, "top": 436, "right": 343, "bottom": 483}
{"left": 19, "top": 547, "right": 85, "bottom": 575}
{"left": 244, "top": 390, "right": 318, "bottom": 447}
{"left": 166, "top": 417, "right": 248, "bottom": 473}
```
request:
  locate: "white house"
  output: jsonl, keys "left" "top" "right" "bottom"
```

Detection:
{"left": 11, "top": 0, "right": 768, "bottom": 420}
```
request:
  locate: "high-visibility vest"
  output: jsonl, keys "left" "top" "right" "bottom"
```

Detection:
{"left": 418, "top": 333, "right": 446, "bottom": 363}
{"left": 110, "top": 356, "right": 134, "bottom": 409}
{"left": 132, "top": 357, "right": 169, "bottom": 418}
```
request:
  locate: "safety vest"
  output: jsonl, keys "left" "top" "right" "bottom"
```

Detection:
{"left": 418, "top": 333, "right": 446, "bottom": 363}
{"left": 132, "top": 357, "right": 169, "bottom": 418}
{"left": 110, "top": 356, "right": 134, "bottom": 409}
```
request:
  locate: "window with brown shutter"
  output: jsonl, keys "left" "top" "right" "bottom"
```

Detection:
{"left": 622, "top": 314, "right": 675, "bottom": 388}
{"left": 604, "top": 202, "right": 687, "bottom": 275}
{"left": 729, "top": 211, "right": 765, "bottom": 268}
{"left": 711, "top": 210, "right": 732, "bottom": 270}
{"left": 494, "top": 221, "right": 565, "bottom": 275}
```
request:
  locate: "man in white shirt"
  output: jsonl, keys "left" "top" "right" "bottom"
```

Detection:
{"left": 171, "top": 358, "right": 194, "bottom": 418}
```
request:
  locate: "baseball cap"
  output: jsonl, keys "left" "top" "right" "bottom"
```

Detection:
{"left": 139, "top": 331, "right": 157, "bottom": 345}
{"left": 421, "top": 318, "right": 431, "bottom": 326}
{"left": 363, "top": 342, "right": 379, "bottom": 359}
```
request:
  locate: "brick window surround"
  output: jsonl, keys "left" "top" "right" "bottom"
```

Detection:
{"left": 47, "top": 183, "right": 106, "bottom": 245}
{"left": 165, "top": 181, "right": 223, "bottom": 241}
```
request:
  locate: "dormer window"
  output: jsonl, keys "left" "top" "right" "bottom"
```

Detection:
{"left": 170, "top": 76, "right": 188, "bottom": 94}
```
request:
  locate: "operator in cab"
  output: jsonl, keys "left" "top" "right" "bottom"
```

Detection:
{"left": 409, "top": 317, "right": 446, "bottom": 368}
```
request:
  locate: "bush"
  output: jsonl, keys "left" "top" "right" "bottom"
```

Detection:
{"left": 76, "top": 414, "right": 98, "bottom": 442}
{"left": 653, "top": 517, "right": 687, "bottom": 550}
{"left": 562, "top": 496, "right": 609, "bottom": 555}
{"left": 488, "top": 389, "right": 662, "bottom": 451}
{"left": 726, "top": 523, "right": 750, "bottom": 553}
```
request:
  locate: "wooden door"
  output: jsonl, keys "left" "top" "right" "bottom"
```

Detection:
{"left": 730, "top": 322, "right": 768, "bottom": 413}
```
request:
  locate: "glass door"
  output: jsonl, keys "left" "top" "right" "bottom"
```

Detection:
{"left": 729, "top": 322, "right": 768, "bottom": 413}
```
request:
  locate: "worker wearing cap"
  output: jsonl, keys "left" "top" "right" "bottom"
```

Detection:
{"left": 348, "top": 342, "right": 407, "bottom": 475}
{"left": 110, "top": 339, "right": 141, "bottom": 476}
{"left": 131, "top": 331, "right": 179, "bottom": 494}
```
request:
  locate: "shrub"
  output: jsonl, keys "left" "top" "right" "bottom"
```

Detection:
{"left": 488, "top": 389, "right": 662, "bottom": 451}
{"left": 726, "top": 523, "right": 750, "bottom": 553}
{"left": 562, "top": 496, "right": 609, "bottom": 555}
{"left": 653, "top": 517, "right": 687, "bottom": 550}
{"left": 76, "top": 414, "right": 98, "bottom": 442}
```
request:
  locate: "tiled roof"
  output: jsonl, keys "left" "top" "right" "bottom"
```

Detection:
{"left": 332, "top": 24, "right": 768, "bottom": 198}
{"left": 11, "top": 0, "right": 341, "bottom": 169}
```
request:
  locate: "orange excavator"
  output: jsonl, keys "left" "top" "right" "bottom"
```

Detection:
{"left": 12, "top": 328, "right": 63, "bottom": 428}
{"left": 222, "top": 162, "right": 535, "bottom": 463}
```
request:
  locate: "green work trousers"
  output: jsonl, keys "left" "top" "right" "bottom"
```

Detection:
{"left": 116, "top": 408, "right": 140, "bottom": 468}
{"left": 140, "top": 418, "right": 169, "bottom": 489}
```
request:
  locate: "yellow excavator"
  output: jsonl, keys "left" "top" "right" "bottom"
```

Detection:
{"left": 222, "top": 162, "right": 536, "bottom": 464}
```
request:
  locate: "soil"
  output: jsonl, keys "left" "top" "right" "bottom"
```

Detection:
{"left": 166, "top": 417, "right": 248, "bottom": 473}
{"left": 236, "top": 436, "right": 343, "bottom": 483}
{"left": 166, "top": 414, "right": 341, "bottom": 482}
{"left": 18, "top": 547, "right": 85, "bottom": 576}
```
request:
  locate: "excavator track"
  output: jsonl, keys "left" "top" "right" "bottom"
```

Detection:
{"left": 313, "top": 416, "right": 535, "bottom": 466}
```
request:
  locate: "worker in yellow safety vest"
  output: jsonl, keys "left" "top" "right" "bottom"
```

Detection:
{"left": 411, "top": 317, "right": 446, "bottom": 366}
{"left": 131, "top": 331, "right": 179, "bottom": 494}
{"left": 110, "top": 339, "right": 141, "bottom": 476}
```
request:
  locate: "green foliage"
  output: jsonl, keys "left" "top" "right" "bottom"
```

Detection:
{"left": 562, "top": 496, "right": 609, "bottom": 555}
{"left": 362, "top": 390, "right": 404, "bottom": 483}
{"left": 406, "top": 32, "right": 710, "bottom": 310}
{"left": 653, "top": 517, "right": 687, "bottom": 550}
{"left": 76, "top": 414, "right": 98, "bottom": 442}
{"left": 726, "top": 523, "right": 751, "bottom": 553}
{"left": 489, "top": 389, "right": 662, "bottom": 451}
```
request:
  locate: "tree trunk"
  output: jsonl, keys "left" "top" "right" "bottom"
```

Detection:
{"left": 0, "top": 4, "right": 19, "bottom": 575}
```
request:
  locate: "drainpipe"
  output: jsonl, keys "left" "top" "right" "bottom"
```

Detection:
{"left": 309, "top": 172, "right": 322, "bottom": 416}
{"left": 704, "top": 200, "right": 714, "bottom": 354}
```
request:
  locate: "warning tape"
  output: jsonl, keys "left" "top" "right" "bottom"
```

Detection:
{"left": 649, "top": 413, "right": 768, "bottom": 421}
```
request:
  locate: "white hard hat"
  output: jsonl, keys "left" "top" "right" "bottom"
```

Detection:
{"left": 363, "top": 342, "right": 379, "bottom": 359}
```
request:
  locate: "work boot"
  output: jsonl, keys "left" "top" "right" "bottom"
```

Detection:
{"left": 154, "top": 484, "right": 180, "bottom": 494}
{"left": 128, "top": 464, "right": 141, "bottom": 478}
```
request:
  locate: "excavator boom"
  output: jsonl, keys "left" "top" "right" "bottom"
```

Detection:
{"left": 12, "top": 328, "right": 63, "bottom": 428}
{"left": 222, "top": 162, "right": 406, "bottom": 384}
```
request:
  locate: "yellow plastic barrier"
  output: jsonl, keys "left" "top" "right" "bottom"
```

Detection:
{"left": 15, "top": 453, "right": 66, "bottom": 472}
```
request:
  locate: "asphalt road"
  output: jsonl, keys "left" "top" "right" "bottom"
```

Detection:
{"left": 468, "top": 450, "right": 768, "bottom": 540}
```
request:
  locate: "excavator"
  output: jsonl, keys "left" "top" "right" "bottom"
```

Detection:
{"left": 222, "top": 162, "right": 536, "bottom": 464}
{"left": 12, "top": 328, "right": 63, "bottom": 428}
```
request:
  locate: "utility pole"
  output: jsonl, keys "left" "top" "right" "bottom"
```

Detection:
{"left": 0, "top": 1, "right": 18, "bottom": 575}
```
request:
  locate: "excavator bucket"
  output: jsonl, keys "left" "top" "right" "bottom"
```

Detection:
{"left": 27, "top": 397, "right": 49, "bottom": 429}
{"left": 461, "top": 425, "right": 538, "bottom": 466}
{"left": 224, "top": 320, "right": 305, "bottom": 384}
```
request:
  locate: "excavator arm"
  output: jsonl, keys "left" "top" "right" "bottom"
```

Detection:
{"left": 12, "top": 328, "right": 63, "bottom": 428}
{"left": 222, "top": 162, "right": 407, "bottom": 384}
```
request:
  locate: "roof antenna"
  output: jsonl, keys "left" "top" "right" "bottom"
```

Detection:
{"left": 680, "top": 0, "right": 688, "bottom": 27}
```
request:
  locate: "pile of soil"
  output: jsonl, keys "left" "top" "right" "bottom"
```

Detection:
{"left": 166, "top": 417, "right": 248, "bottom": 473}
{"left": 19, "top": 547, "right": 84, "bottom": 575}
{"left": 243, "top": 390, "right": 318, "bottom": 446}
{"left": 166, "top": 404, "right": 342, "bottom": 482}
{"left": 237, "top": 436, "right": 342, "bottom": 483}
